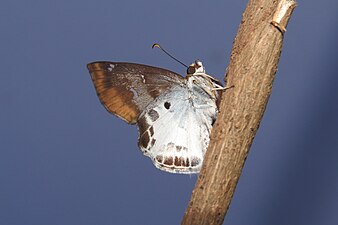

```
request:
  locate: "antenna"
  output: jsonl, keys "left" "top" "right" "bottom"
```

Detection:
{"left": 152, "top": 43, "right": 188, "bottom": 68}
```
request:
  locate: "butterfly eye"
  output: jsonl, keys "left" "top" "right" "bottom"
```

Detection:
{"left": 187, "top": 66, "right": 196, "bottom": 74}
{"left": 164, "top": 102, "right": 171, "bottom": 109}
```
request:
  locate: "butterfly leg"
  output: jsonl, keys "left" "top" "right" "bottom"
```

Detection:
{"left": 212, "top": 84, "right": 234, "bottom": 91}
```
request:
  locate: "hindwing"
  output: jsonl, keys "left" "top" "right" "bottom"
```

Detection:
{"left": 136, "top": 85, "right": 217, "bottom": 174}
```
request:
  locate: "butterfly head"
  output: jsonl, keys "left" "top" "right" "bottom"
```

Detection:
{"left": 187, "top": 60, "right": 205, "bottom": 75}
{"left": 186, "top": 60, "right": 223, "bottom": 102}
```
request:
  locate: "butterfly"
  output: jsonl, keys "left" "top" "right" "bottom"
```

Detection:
{"left": 87, "top": 60, "right": 224, "bottom": 174}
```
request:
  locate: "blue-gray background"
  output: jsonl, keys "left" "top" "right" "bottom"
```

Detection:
{"left": 1, "top": 0, "right": 337, "bottom": 225}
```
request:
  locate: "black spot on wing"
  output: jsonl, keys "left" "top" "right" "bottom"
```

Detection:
{"left": 148, "top": 109, "right": 159, "bottom": 122}
{"left": 164, "top": 102, "right": 171, "bottom": 109}
{"left": 140, "top": 132, "right": 150, "bottom": 149}
{"left": 149, "top": 126, "right": 154, "bottom": 136}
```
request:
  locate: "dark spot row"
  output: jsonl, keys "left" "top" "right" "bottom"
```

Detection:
{"left": 155, "top": 155, "right": 200, "bottom": 168}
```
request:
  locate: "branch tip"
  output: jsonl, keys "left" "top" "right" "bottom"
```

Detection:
{"left": 271, "top": 0, "right": 297, "bottom": 34}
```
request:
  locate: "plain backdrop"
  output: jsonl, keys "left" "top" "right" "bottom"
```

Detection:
{"left": 1, "top": 0, "right": 338, "bottom": 225}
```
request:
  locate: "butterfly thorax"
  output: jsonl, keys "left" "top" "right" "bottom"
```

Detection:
{"left": 186, "top": 74, "right": 218, "bottom": 101}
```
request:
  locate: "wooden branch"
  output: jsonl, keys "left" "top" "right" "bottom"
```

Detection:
{"left": 181, "top": 0, "right": 297, "bottom": 224}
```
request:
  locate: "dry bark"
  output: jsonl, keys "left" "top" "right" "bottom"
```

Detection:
{"left": 181, "top": 0, "right": 297, "bottom": 224}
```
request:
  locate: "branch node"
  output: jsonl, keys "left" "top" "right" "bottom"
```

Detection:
{"left": 271, "top": 0, "right": 297, "bottom": 34}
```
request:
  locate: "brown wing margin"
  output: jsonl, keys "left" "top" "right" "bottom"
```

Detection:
{"left": 87, "top": 61, "right": 185, "bottom": 124}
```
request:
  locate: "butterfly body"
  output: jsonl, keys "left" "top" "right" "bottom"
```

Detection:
{"left": 87, "top": 60, "right": 222, "bottom": 174}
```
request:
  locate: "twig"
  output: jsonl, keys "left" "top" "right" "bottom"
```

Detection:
{"left": 181, "top": 0, "right": 297, "bottom": 224}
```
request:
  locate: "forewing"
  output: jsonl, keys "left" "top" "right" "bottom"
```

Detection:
{"left": 87, "top": 61, "right": 185, "bottom": 124}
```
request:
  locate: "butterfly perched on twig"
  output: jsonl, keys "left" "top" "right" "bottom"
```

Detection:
{"left": 87, "top": 52, "right": 224, "bottom": 174}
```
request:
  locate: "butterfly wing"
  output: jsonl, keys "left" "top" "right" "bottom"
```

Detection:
{"left": 137, "top": 85, "right": 218, "bottom": 174}
{"left": 87, "top": 61, "right": 186, "bottom": 124}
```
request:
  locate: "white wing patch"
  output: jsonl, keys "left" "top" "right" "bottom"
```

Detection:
{"left": 137, "top": 83, "right": 217, "bottom": 174}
